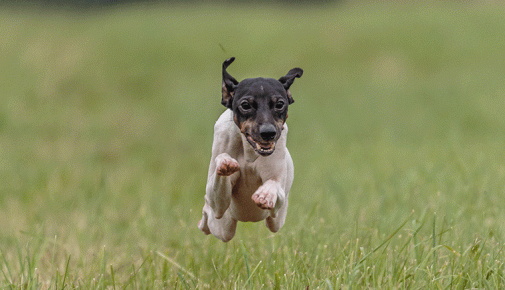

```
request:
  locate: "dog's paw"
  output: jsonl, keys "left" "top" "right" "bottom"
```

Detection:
{"left": 198, "top": 212, "right": 210, "bottom": 235}
{"left": 216, "top": 153, "right": 240, "bottom": 176}
{"left": 252, "top": 180, "right": 278, "bottom": 210}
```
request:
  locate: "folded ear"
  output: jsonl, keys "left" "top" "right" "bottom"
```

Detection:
{"left": 222, "top": 57, "right": 239, "bottom": 108}
{"left": 278, "top": 68, "right": 303, "bottom": 104}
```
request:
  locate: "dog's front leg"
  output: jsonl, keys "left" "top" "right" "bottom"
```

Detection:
{"left": 206, "top": 153, "right": 240, "bottom": 219}
{"left": 199, "top": 152, "right": 240, "bottom": 242}
{"left": 252, "top": 179, "right": 290, "bottom": 233}
{"left": 251, "top": 179, "right": 285, "bottom": 218}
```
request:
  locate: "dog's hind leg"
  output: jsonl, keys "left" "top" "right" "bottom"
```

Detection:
{"left": 199, "top": 203, "right": 237, "bottom": 242}
{"left": 265, "top": 198, "right": 289, "bottom": 233}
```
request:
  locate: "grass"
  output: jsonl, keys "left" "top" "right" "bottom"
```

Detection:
{"left": 1, "top": 1, "right": 505, "bottom": 288}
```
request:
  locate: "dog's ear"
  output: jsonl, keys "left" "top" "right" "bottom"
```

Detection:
{"left": 278, "top": 68, "right": 303, "bottom": 104}
{"left": 222, "top": 57, "right": 239, "bottom": 108}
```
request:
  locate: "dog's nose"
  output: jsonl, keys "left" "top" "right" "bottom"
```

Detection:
{"left": 259, "top": 124, "right": 277, "bottom": 141}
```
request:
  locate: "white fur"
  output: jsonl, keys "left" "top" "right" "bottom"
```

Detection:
{"left": 198, "top": 109, "right": 294, "bottom": 242}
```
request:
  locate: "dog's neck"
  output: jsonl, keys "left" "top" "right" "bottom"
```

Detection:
{"left": 240, "top": 134, "right": 260, "bottom": 163}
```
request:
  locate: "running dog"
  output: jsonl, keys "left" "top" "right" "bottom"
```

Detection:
{"left": 198, "top": 57, "right": 303, "bottom": 242}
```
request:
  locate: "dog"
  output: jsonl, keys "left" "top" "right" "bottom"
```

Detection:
{"left": 197, "top": 57, "right": 303, "bottom": 242}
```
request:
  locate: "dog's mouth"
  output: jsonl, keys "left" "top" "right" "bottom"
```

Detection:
{"left": 245, "top": 134, "right": 276, "bottom": 156}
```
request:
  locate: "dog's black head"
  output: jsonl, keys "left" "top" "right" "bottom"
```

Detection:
{"left": 221, "top": 57, "right": 303, "bottom": 156}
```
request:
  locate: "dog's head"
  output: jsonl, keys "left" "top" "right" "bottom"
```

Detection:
{"left": 221, "top": 57, "right": 303, "bottom": 156}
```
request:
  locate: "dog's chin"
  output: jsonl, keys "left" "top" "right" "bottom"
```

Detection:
{"left": 245, "top": 135, "right": 276, "bottom": 156}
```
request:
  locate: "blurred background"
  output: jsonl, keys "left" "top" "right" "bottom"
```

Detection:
{"left": 1, "top": 0, "right": 505, "bottom": 286}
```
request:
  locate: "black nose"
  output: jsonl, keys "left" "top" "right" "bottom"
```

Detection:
{"left": 259, "top": 124, "right": 277, "bottom": 141}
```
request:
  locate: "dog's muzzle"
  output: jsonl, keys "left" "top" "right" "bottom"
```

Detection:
{"left": 246, "top": 124, "right": 277, "bottom": 156}
{"left": 245, "top": 134, "right": 276, "bottom": 156}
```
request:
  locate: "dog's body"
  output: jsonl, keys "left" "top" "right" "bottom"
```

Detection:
{"left": 198, "top": 58, "right": 302, "bottom": 242}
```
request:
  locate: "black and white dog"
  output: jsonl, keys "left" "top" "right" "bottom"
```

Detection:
{"left": 198, "top": 57, "right": 303, "bottom": 242}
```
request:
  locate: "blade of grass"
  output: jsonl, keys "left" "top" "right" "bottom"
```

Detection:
{"left": 233, "top": 241, "right": 252, "bottom": 287}
{"left": 51, "top": 235, "right": 57, "bottom": 275}
{"left": 177, "top": 271, "right": 191, "bottom": 290}
{"left": 240, "top": 241, "right": 251, "bottom": 288}
{"left": 156, "top": 251, "right": 196, "bottom": 280}
{"left": 110, "top": 265, "right": 116, "bottom": 290}
{"left": 242, "top": 260, "right": 262, "bottom": 288}
{"left": 61, "top": 255, "right": 71, "bottom": 288}
{"left": 0, "top": 248, "right": 13, "bottom": 284}
{"left": 100, "top": 246, "right": 106, "bottom": 289}
{"left": 122, "top": 256, "right": 151, "bottom": 289}
{"left": 355, "top": 210, "right": 414, "bottom": 268}
{"left": 432, "top": 213, "right": 436, "bottom": 275}
{"left": 15, "top": 241, "right": 24, "bottom": 279}
{"left": 211, "top": 259, "right": 226, "bottom": 288}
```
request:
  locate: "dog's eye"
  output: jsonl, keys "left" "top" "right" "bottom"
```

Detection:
{"left": 275, "top": 101, "right": 285, "bottom": 110}
{"left": 240, "top": 101, "right": 252, "bottom": 111}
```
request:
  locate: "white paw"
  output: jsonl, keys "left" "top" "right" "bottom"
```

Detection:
{"left": 198, "top": 212, "right": 210, "bottom": 235}
{"left": 215, "top": 153, "right": 240, "bottom": 176}
{"left": 252, "top": 180, "right": 278, "bottom": 210}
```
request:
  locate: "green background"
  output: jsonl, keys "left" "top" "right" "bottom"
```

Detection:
{"left": 1, "top": 1, "right": 505, "bottom": 288}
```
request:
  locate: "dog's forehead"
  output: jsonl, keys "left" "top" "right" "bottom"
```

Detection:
{"left": 235, "top": 77, "right": 286, "bottom": 97}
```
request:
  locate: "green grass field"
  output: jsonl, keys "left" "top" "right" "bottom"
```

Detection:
{"left": 2, "top": 1, "right": 505, "bottom": 288}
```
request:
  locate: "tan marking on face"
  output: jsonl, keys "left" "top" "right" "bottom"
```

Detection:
{"left": 234, "top": 114, "right": 239, "bottom": 127}
{"left": 239, "top": 119, "right": 255, "bottom": 135}
{"left": 275, "top": 119, "right": 285, "bottom": 134}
